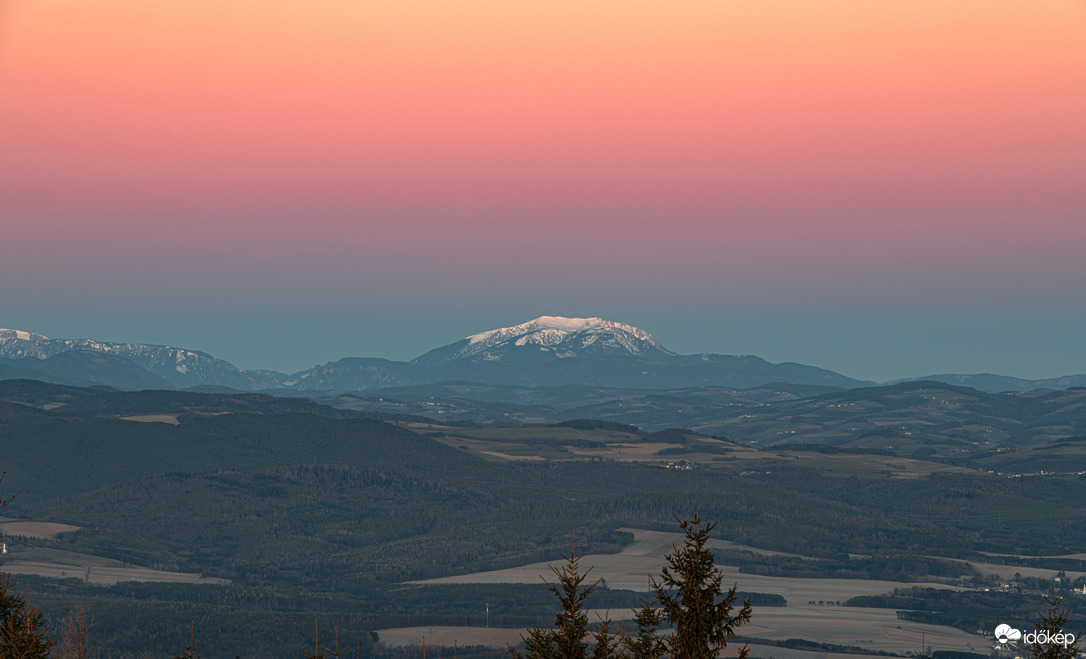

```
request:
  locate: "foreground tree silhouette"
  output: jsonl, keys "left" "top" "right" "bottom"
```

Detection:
{"left": 2, "top": 472, "right": 57, "bottom": 659}
{"left": 589, "top": 607, "right": 623, "bottom": 659}
{"left": 653, "top": 513, "right": 752, "bottom": 659}
{"left": 622, "top": 592, "right": 666, "bottom": 659}
{"left": 170, "top": 631, "right": 200, "bottom": 659}
{"left": 1029, "top": 584, "right": 1081, "bottom": 659}
{"left": 303, "top": 620, "right": 360, "bottom": 659}
{"left": 0, "top": 577, "right": 56, "bottom": 659}
{"left": 511, "top": 516, "right": 753, "bottom": 659}
{"left": 55, "top": 603, "right": 98, "bottom": 659}
{"left": 509, "top": 530, "right": 615, "bottom": 659}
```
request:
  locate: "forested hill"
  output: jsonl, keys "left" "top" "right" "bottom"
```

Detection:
{"left": 1, "top": 412, "right": 471, "bottom": 503}
{"left": 0, "top": 378, "right": 358, "bottom": 420}
{"left": 5, "top": 382, "right": 1086, "bottom": 655}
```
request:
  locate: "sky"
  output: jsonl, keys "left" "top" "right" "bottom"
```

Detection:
{"left": 2, "top": 1, "right": 1085, "bottom": 382}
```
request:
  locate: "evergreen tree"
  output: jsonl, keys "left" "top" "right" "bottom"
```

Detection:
{"left": 1, "top": 474, "right": 55, "bottom": 659}
{"left": 0, "top": 579, "right": 56, "bottom": 659}
{"left": 0, "top": 576, "right": 25, "bottom": 645}
{"left": 511, "top": 621, "right": 559, "bottom": 659}
{"left": 622, "top": 594, "right": 666, "bottom": 659}
{"left": 511, "top": 529, "right": 621, "bottom": 659}
{"left": 653, "top": 513, "right": 752, "bottom": 659}
{"left": 590, "top": 608, "right": 624, "bottom": 659}
{"left": 550, "top": 549, "right": 594, "bottom": 659}
{"left": 510, "top": 546, "right": 596, "bottom": 659}
{"left": 1029, "top": 584, "right": 1080, "bottom": 659}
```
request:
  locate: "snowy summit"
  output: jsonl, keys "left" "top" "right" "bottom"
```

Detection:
{"left": 415, "top": 316, "right": 675, "bottom": 366}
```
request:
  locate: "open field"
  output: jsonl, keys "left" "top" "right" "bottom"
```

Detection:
{"left": 588, "top": 604, "right": 987, "bottom": 654}
{"left": 426, "top": 426, "right": 682, "bottom": 463}
{"left": 119, "top": 413, "right": 181, "bottom": 424}
{"left": 1, "top": 560, "right": 229, "bottom": 585}
{"left": 964, "top": 560, "right": 1086, "bottom": 582}
{"left": 423, "top": 424, "right": 979, "bottom": 479}
{"left": 406, "top": 528, "right": 993, "bottom": 654}
{"left": 421, "top": 556, "right": 961, "bottom": 605}
{"left": 378, "top": 624, "right": 926, "bottom": 659}
{"left": 0, "top": 518, "right": 81, "bottom": 539}
{"left": 737, "top": 606, "right": 984, "bottom": 654}
{"left": 379, "top": 605, "right": 986, "bottom": 655}
{"left": 379, "top": 625, "right": 524, "bottom": 650}
{"left": 576, "top": 604, "right": 986, "bottom": 653}
{"left": 771, "top": 452, "right": 974, "bottom": 479}
{"left": 0, "top": 547, "right": 229, "bottom": 585}
{"left": 982, "top": 550, "right": 1086, "bottom": 561}
{"left": 415, "top": 528, "right": 964, "bottom": 602}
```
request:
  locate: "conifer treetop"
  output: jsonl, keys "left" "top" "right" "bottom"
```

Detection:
{"left": 653, "top": 513, "right": 753, "bottom": 659}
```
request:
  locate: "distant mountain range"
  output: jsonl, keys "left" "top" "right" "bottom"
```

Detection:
{"left": 0, "top": 328, "right": 283, "bottom": 390}
{"left": 2, "top": 317, "right": 1083, "bottom": 394}
{"left": 891, "top": 372, "right": 1086, "bottom": 392}
{"left": 294, "top": 316, "right": 870, "bottom": 391}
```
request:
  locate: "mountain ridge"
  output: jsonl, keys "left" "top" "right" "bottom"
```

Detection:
{"left": 0, "top": 328, "right": 287, "bottom": 390}
{"left": 415, "top": 315, "right": 675, "bottom": 366}
{"left": 4, "top": 318, "right": 1083, "bottom": 394}
{"left": 891, "top": 372, "right": 1086, "bottom": 393}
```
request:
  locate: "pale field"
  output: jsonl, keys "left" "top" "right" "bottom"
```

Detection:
{"left": 0, "top": 561, "right": 229, "bottom": 585}
{"left": 403, "top": 528, "right": 993, "bottom": 654}
{"left": 378, "top": 623, "right": 921, "bottom": 659}
{"left": 413, "top": 528, "right": 961, "bottom": 601}
{"left": 566, "top": 442, "right": 737, "bottom": 461}
{"left": 378, "top": 607, "right": 985, "bottom": 654}
{"left": 477, "top": 451, "right": 545, "bottom": 461}
{"left": 982, "top": 550, "right": 1086, "bottom": 561}
{"left": 722, "top": 606, "right": 985, "bottom": 654}
{"left": 0, "top": 547, "right": 229, "bottom": 585}
{"left": 434, "top": 429, "right": 972, "bottom": 480}
{"left": 0, "top": 519, "right": 81, "bottom": 539}
{"left": 120, "top": 413, "right": 181, "bottom": 424}
{"left": 432, "top": 427, "right": 771, "bottom": 465}
{"left": 575, "top": 604, "right": 986, "bottom": 652}
{"left": 379, "top": 625, "right": 524, "bottom": 649}
{"left": 966, "top": 560, "right": 1086, "bottom": 582}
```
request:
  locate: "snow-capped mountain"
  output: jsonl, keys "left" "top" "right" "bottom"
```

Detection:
{"left": 397, "top": 316, "right": 869, "bottom": 389}
{"left": 0, "top": 318, "right": 874, "bottom": 392}
{"left": 6, "top": 319, "right": 1086, "bottom": 397}
{"left": 414, "top": 316, "right": 675, "bottom": 367}
{"left": 0, "top": 329, "right": 53, "bottom": 358}
{"left": 0, "top": 329, "right": 286, "bottom": 390}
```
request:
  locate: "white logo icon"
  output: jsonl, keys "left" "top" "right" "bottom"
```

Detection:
{"left": 996, "top": 624, "right": 1022, "bottom": 645}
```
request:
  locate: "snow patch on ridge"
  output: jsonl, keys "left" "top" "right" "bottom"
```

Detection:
{"left": 456, "top": 316, "right": 674, "bottom": 361}
{"left": 0, "top": 328, "right": 280, "bottom": 389}
{"left": 0, "top": 329, "right": 50, "bottom": 342}
{"left": 468, "top": 316, "right": 608, "bottom": 345}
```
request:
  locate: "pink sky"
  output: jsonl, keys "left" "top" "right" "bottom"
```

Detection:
{"left": 2, "top": 1, "right": 1084, "bottom": 379}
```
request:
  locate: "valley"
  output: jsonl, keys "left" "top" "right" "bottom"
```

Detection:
{"left": 3, "top": 370, "right": 1086, "bottom": 657}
